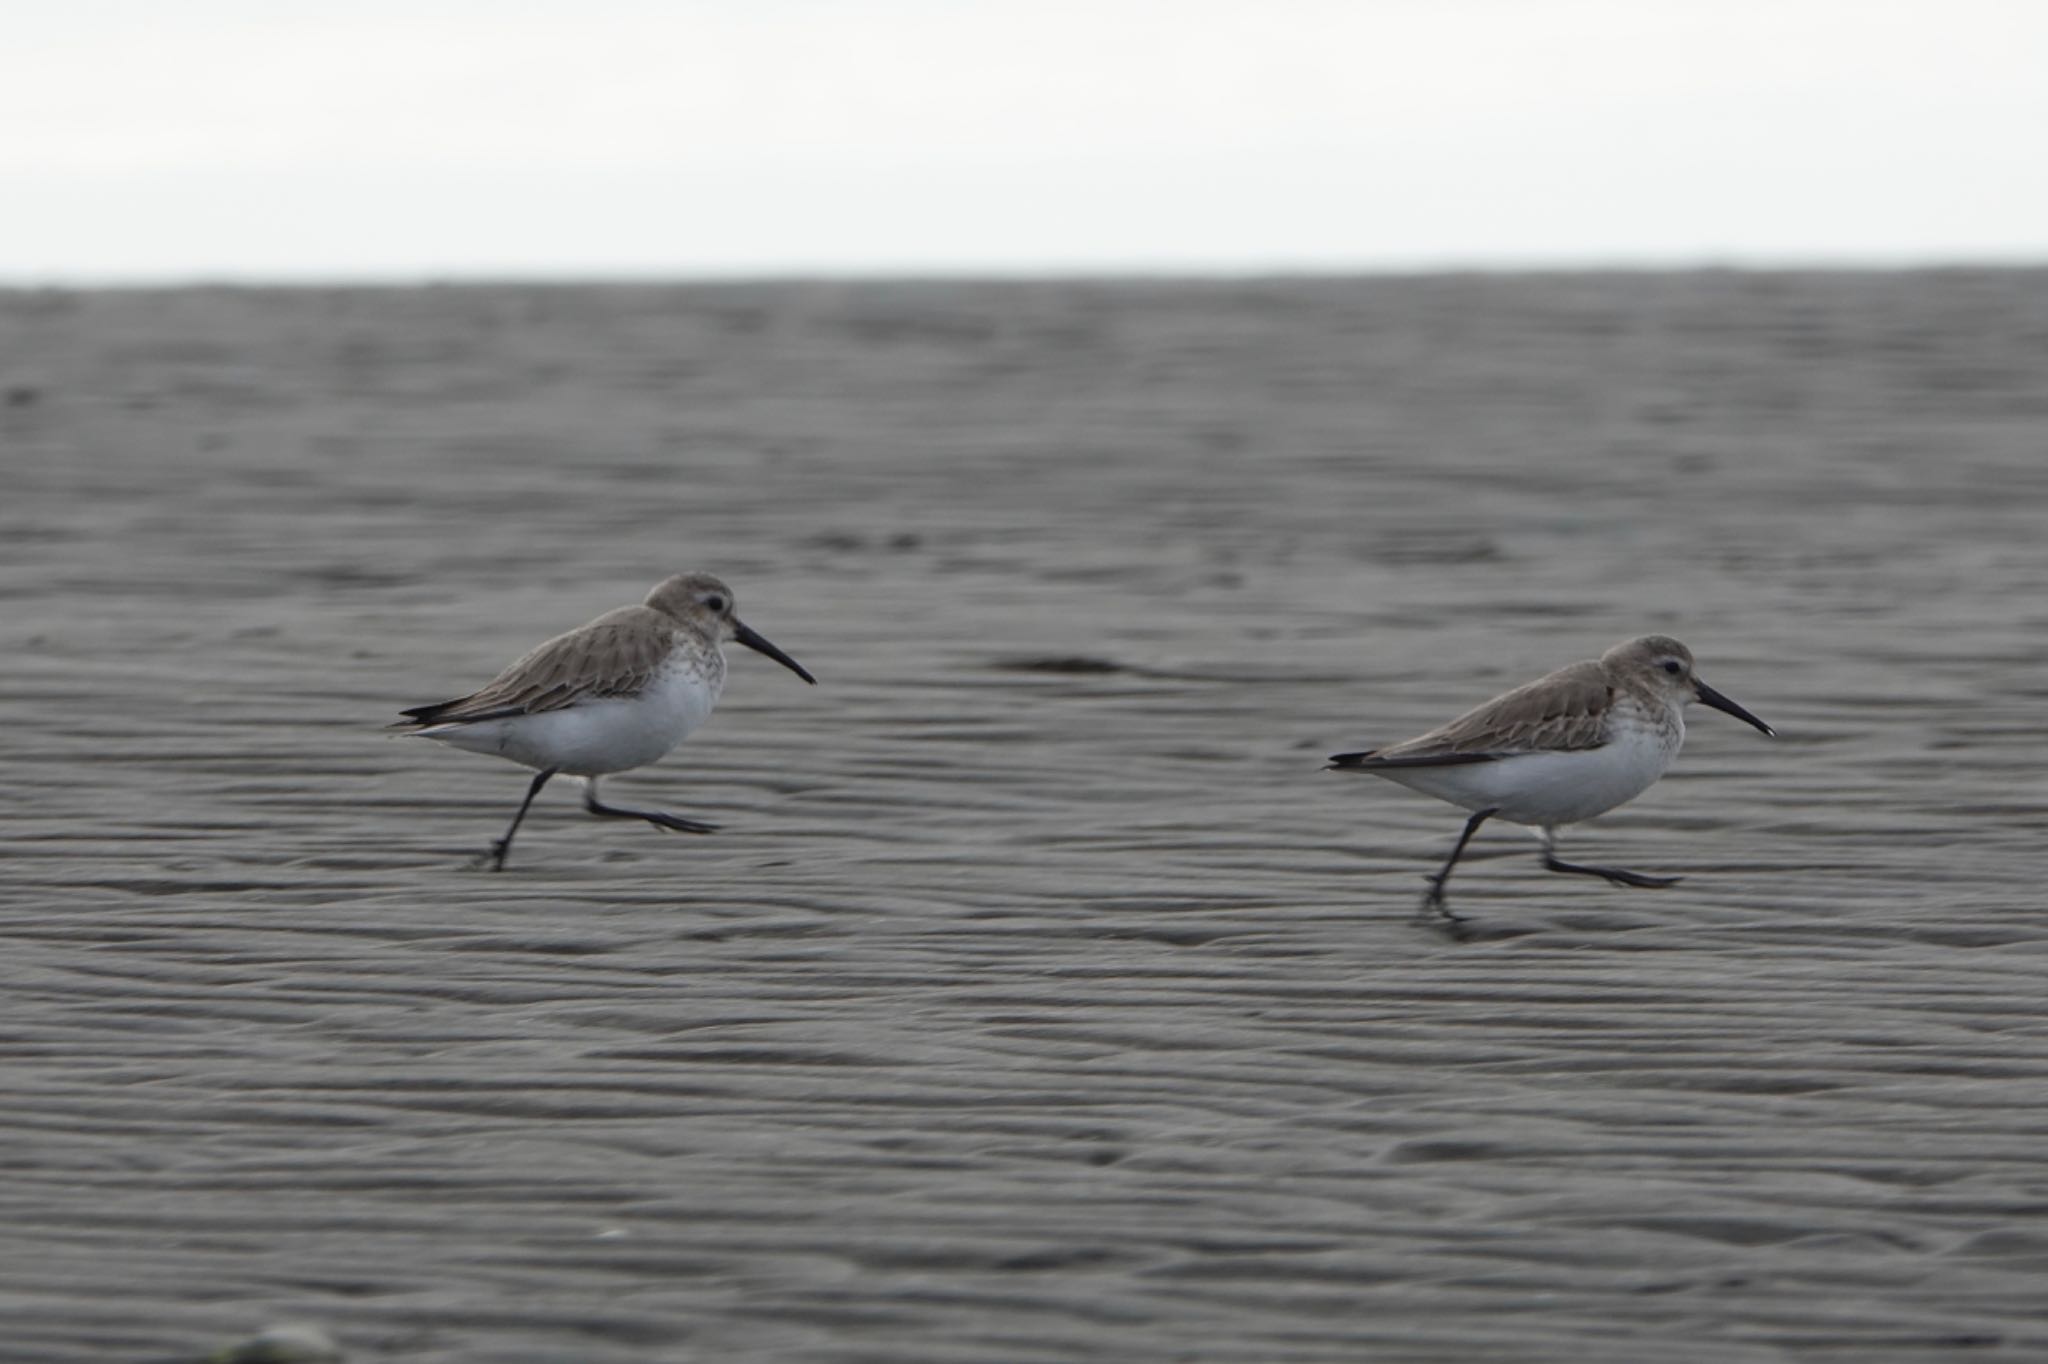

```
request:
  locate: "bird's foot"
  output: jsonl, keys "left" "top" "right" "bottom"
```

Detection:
{"left": 1417, "top": 879, "right": 1469, "bottom": 923}
{"left": 1544, "top": 855, "right": 1682, "bottom": 888}
{"left": 642, "top": 811, "right": 718, "bottom": 835}
{"left": 1599, "top": 868, "right": 1684, "bottom": 889}
{"left": 584, "top": 793, "right": 719, "bottom": 835}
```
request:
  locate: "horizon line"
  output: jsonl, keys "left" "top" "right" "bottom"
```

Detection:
{"left": 4, "top": 251, "right": 2047, "bottom": 292}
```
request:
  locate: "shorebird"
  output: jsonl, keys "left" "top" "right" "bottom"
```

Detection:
{"left": 396, "top": 572, "right": 815, "bottom": 869}
{"left": 1328, "top": 635, "right": 1773, "bottom": 919}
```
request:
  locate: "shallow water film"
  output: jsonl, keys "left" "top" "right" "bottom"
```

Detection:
{"left": 3, "top": 273, "right": 2046, "bottom": 1362}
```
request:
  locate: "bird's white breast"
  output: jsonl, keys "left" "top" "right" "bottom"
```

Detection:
{"left": 1377, "top": 705, "right": 1684, "bottom": 828}
{"left": 423, "top": 641, "right": 726, "bottom": 776}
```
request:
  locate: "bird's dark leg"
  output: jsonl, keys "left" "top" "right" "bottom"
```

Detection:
{"left": 1421, "top": 808, "right": 1497, "bottom": 920}
{"left": 475, "top": 768, "right": 556, "bottom": 871}
{"left": 582, "top": 777, "right": 719, "bottom": 835}
{"left": 1539, "top": 828, "right": 1683, "bottom": 888}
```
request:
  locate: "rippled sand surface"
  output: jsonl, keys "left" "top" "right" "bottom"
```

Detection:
{"left": 4, "top": 274, "right": 2047, "bottom": 1362}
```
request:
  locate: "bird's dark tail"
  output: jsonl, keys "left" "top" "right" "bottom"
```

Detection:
{"left": 392, "top": 698, "right": 463, "bottom": 729}
{"left": 1326, "top": 749, "right": 1377, "bottom": 770}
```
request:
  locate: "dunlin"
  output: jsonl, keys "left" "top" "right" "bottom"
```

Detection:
{"left": 1328, "top": 635, "right": 1773, "bottom": 917}
{"left": 397, "top": 573, "right": 815, "bottom": 869}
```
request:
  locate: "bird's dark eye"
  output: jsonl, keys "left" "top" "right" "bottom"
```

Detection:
{"left": 1660, "top": 660, "right": 1683, "bottom": 676}
{"left": 704, "top": 595, "right": 726, "bottom": 613}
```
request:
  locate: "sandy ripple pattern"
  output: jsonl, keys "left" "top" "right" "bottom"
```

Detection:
{"left": 3, "top": 274, "right": 2048, "bottom": 1362}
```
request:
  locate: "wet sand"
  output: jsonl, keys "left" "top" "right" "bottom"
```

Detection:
{"left": 3, "top": 272, "right": 2047, "bottom": 1362}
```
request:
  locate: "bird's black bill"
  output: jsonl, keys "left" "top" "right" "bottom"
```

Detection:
{"left": 733, "top": 620, "right": 816, "bottom": 684}
{"left": 1695, "top": 679, "right": 1774, "bottom": 736}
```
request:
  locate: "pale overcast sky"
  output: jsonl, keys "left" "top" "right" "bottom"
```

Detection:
{"left": 5, "top": 0, "right": 2044, "bottom": 281}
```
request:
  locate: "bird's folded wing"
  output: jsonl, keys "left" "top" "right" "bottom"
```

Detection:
{"left": 397, "top": 608, "right": 671, "bottom": 726}
{"left": 1335, "top": 660, "right": 1613, "bottom": 766}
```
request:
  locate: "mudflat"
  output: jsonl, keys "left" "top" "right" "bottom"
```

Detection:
{"left": 3, "top": 273, "right": 2045, "bottom": 1362}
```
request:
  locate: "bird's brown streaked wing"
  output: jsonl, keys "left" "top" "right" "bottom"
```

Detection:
{"left": 397, "top": 607, "right": 673, "bottom": 726}
{"left": 1340, "top": 660, "right": 1614, "bottom": 766}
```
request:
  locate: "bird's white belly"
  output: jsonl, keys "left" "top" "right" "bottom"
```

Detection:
{"left": 424, "top": 660, "right": 722, "bottom": 776}
{"left": 1380, "top": 721, "right": 1682, "bottom": 828}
